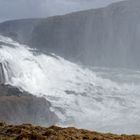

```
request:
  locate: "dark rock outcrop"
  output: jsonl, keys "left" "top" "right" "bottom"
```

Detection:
{"left": 0, "top": 84, "right": 58, "bottom": 126}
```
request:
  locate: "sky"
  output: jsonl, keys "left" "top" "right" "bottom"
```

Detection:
{"left": 0, "top": 0, "right": 125, "bottom": 22}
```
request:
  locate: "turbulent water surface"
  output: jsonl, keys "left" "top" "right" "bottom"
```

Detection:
{"left": 0, "top": 35, "right": 140, "bottom": 134}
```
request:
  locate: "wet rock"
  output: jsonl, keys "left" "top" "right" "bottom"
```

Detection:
{"left": 0, "top": 84, "right": 58, "bottom": 126}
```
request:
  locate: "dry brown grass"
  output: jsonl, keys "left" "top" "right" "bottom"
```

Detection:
{"left": 0, "top": 122, "right": 140, "bottom": 140}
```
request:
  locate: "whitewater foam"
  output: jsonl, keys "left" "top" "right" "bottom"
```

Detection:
{"left": 0, "top": 35, "right": 140, "bottom": 134}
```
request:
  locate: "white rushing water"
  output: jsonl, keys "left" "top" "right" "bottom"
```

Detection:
{"left": 0, "top": 35, "right": 140, "bottom": 134}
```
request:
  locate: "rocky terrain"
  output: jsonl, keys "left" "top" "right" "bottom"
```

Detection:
{"left": 0, "top": 122, "right": 139, "bottom": 140}
{"left": 0, "top": 84, "right": 58, "bottom": 126}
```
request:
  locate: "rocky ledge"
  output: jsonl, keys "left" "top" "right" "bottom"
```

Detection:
{"left": 0, "top": 84, "right": 58, "bottom": 126}
{"left": 0, "top": 122, "right": 140, "bottom": 140}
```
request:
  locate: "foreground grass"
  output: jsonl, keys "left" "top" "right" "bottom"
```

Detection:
{"left": 0, "top": 122, "right": 140, "bottom": 140}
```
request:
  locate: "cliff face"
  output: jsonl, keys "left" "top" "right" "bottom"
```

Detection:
{"left": 0, "top": 85, "right": 58, "bottom": 126}
{"left": 0, "top": 0, "right": 140, "bottom": 69}
{"left": 29, "top": 0, "right": 140, "bottom": 69}
{"left": 0, "top": 19, "right": 42, "bottom": 44}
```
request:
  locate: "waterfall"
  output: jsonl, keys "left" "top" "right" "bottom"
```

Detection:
{"left": 0, "top": 35, "right": 140, "bottom": 134}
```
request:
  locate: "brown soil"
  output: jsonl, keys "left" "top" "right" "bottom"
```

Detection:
{"left": 0, "top": 122, "right": 140, "bottom": 140}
